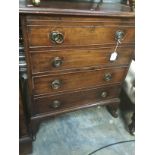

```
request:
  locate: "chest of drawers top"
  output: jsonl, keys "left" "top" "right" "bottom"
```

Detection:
{"left": 19, "top": 0, "right": 134, "bottom": 17}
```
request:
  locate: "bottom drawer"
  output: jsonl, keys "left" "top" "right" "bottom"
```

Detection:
{"left": 34, "top": 85, "right": 121, "bottom": 114}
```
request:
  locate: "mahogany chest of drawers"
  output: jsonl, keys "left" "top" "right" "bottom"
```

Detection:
{"left": 20, "top": 0, "right": 135, "bottom": 138}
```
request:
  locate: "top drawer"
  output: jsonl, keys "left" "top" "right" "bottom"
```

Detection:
{"left": 26, "top": 16, "right": 135, "bottom": 48}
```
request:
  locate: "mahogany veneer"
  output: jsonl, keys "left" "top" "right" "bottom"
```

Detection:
{"left": 34, "top": 85, "right": 121, "bottom": 114}
{"left": 33, "top": 67, "right": 128, "bottom": 96}
{"left": 30, "top": 46, "right": 134, "bottom": 74}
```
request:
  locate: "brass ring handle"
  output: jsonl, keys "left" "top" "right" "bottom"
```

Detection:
{"left": 49, "top": 100, "right": 61, "bottom": 109}
{"left": 104, "top": 73, "right": 112, "bottom": 81}
{"left": 101, "top": 91, "right": 107, "bottom": 98}
{"left": 50, "top": 31, "right": 64, "bottom": 44}
{"left": 115, "top": 30, "right": 124, "bottom": 41}
{"left": 51, "top": 79, "right": 61, "bottom": 89}
{"left": 52, "top": 57, "right": 63, "bottom": 68}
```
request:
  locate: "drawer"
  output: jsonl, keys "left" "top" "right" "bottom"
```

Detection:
{"left": 30, "top": 46, "right": 134, "bottom": 74}
{"left": 28, "top": 26, "right": 134, "bottom": 48}
{"left": 34, "top": 85, "right": 121, "bottom": 114}
{"left": 27, "top": 19, "right": 134, "bottom": 48}
{"left": 33, "top": 67, "right": 128, "bottom": 96}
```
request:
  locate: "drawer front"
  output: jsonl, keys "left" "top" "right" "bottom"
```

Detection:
{"left": 28, "top": 26, "right": 134, "bottom": 48}
{"left": 33, "top": 67, "right": 127, "bottom": 96}
{"left": 30, "top": 46, "right": 133, "bottom": 74}
{"left": 34, "top": 85, "right": 121, "bottom": 114}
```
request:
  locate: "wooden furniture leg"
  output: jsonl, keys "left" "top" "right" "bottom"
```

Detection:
{"left": 106, "top": 102, "right": 119, "bottom": 118}
{"left": 31, "top": 119, "right": 41, "bottom": 140}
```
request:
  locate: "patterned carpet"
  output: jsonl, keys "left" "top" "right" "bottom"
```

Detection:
{"left": 29, "top": 106, "right": 134, "bottom": 155}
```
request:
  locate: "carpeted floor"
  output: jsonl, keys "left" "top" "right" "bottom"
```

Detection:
{"left": 28, "top": 106, "right": 135, "bottom": 155}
